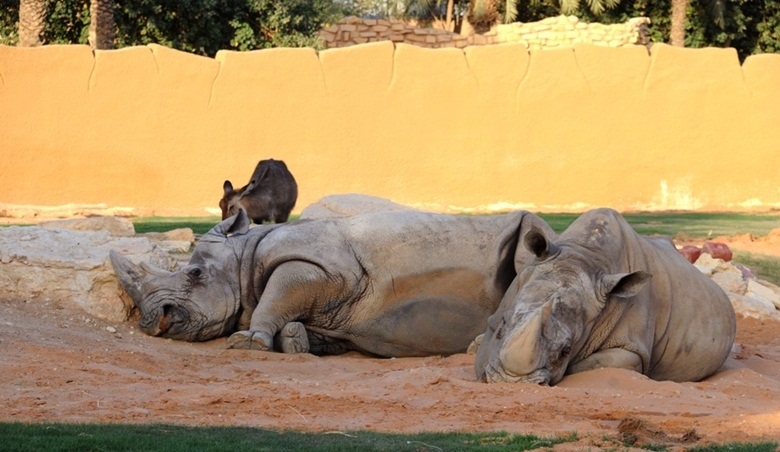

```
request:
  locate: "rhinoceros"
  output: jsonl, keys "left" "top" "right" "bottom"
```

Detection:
{"left": 220, "top": 158, "right": 298, "bottom": 223}
{"left": 474, "top": 208, "right": 736, "bottom": 385}
{"left": 110, "top": 209, "right": 550, "bottom": 357}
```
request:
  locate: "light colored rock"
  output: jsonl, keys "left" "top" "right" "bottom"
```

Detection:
{"left": 711, "top": 266, "right": 747, "bottom": 295}
{"left": 0, "top": 226, "right": 177, "bottom": 322}
{"left": 300, "top": 194, "right": 418, "bottom": 220}
{"left": 694, "top": 253, "right": 732, "bottom": 276}
{"left": 747, "top": 280, "right": 780, "bottom": 310}
{"left": 39, "top": 216, "right": 135, "bottom": 237}
{"left": 141, "top": 228, "right": 195, "bottom": 253}
{"left": 728, "top": 293, "right": 778, "bottom": 320}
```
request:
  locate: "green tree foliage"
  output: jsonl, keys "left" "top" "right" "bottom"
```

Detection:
{"left": 511, "top": 0, "right": 779, "bottom": 61}
{"left": 0, "top": 0, "right": 347, "bottom": 55}
{"left": 0, "top": 0, "right": 778, "bottom": 59}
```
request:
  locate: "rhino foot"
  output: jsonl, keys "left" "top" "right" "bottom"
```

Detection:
{"left": 275, "top": 322, "right": 310, "bottom": 354}
{"left": 227, "top": 330, "right": 273, "bottom": 351}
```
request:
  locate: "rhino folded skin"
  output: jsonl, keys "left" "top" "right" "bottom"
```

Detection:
{"left": 111, "top": 208, "right": 553, "bottom": 358}
{"left": 475, "top": 208, "right": 737, "bottom": 385}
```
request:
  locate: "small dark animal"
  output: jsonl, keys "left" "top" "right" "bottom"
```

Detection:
{"left": 220, "top": 159, "right": 298, "bottom": 223}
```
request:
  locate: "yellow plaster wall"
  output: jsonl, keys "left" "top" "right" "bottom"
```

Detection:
{"left": 0, "top": 42, "right": 778, "bottom": 216}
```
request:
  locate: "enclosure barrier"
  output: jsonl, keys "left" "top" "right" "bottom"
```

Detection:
{"left": 0, "top": 41, "right": 779, "bottom": 217}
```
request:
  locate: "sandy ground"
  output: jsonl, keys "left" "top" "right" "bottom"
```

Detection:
{"left": 1, "top": 237, "right": 779, "bottom": 450}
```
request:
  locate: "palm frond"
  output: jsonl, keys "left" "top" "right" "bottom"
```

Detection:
{"left": 584, "top": 0, "right": 606, "bottom": 15}
{"left": 558, "top": 0, "right": 580, "bottom": 15}
{"left": 504, "top": 0, "right": 518, "bottom": 23}
{"left": 702, "top": 0, "right": 726, "bottom": 28}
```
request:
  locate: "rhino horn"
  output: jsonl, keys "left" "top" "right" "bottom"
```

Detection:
{"left": 109, "top": 250, "right": 159, "bottom": 309}
{"left": 498, "top": 304, "right": 546, "bottom": 376}
{"left": 201, "top": 209, "right": 252, "bottom": 243}
{"left": 139, "top": 261, "right": 171, "bottom": 278}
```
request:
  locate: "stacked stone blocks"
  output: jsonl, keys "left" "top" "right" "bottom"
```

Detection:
{"left": 319, "top": 15, "right": 651, "bottom": 50}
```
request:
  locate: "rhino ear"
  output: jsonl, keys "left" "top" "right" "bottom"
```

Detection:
{"left": 223, "top": 180, "right": 234, "bottom": 194}
{"left": 603, "top": 271, "right": 652, "bottom": 299}
{"left": 202, "top": 209, "right": 251, "bottom": 243}
{"left": 524, "top": 227, "right": 559, "bottom": 260}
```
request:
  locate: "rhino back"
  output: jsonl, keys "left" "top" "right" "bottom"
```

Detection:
{"left": 638, "top": 235, "right": 735, "bottom": 381}
{"left": 249, "top": 210, "right": 524, "bottom": 356}
{"left": 572, "top": 210, "right": 736, "bottom": 382}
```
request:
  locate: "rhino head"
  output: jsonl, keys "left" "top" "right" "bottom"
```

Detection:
{"left": 475, "top": 226, "right": 651, "bottom": 385}
{"left": 110, "top": 211, "right": 253, "bottom": 341}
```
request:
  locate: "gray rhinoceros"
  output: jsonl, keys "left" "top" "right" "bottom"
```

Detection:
{"left": 474, "top": 208, "right": 736, "bottom": 384}
{"left": 110, "top": 209, "right": 550, "bottom": 357}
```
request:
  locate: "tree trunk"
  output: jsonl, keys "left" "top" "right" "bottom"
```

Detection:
{"left": 17, "top": 0, "right": 47, "bottom": 47}
{"left": 670, "top": 0, "right": 688, "bottom": 47}
{"left": 445, "top": 0, "right": 454, "bottom": 31}
{"left": 89, "top": 0, "right": 116, "bottom": 50}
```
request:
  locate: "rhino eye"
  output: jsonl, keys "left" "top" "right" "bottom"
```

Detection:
{"left": 495, "top": 317, "right": 506, "bottom": 340}
{"left": 560, "top": 345, "right": 571, "bottom": 359}
{"left": 188, "top": 267, "right": 203, "bottom": 279}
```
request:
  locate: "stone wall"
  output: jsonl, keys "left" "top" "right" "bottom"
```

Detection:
{"left": 1, "top": 42, "right": 779, "bottom": 216}
{"left": 319, "top": 15, "right": 650, "bottom": 50}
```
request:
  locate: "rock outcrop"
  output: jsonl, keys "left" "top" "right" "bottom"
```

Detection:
{"left": 0, "top": 217, "right": 189, "bottom": 322}
{"left": 693, "top": 250, "right": 780, "bottom": 320}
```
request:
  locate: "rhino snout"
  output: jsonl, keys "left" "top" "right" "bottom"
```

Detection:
{"left": 483, "top": 362, "right": 550, "bottom": 385}
{"left": 139, "top": 303, "right": 187, "bottom": 337}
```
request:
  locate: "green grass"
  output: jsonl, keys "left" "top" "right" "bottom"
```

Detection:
{"left": 687, "top": 442, "right": 779, "bottom": 452}
{"left": 733, "top": 251, "right": 780, "bottom": 286}
{"left": 131, "top": 216, "right": 223, "bottom": 235}
{"left": 1, "top": 423, "right": 775, "bottom": 451}
{"left": 130, "top": 215, "right": 303, "bottom": 235}
{"left": 0, "top": 423, "right": 572, "bottom": 452}
{"left": 537, "top": 212, "right": 779, "bottom": 238}
{"left": 4, "top": 212, "right": 777, "bottom": 239}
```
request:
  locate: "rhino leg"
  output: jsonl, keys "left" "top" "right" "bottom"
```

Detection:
{"left": 227, "top": 330, "right": 273, "bottom": 350}
{"left": 567, "top": 348, "right": 643, "bottom": 376}
{"left": 228, "top": 261, "right": 343, "bottom": 352}
{"left": 274, "top": 322, "right": 310, "bottom": 354}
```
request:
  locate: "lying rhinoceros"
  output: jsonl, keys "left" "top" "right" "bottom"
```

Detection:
{"left": 110, "top": 209, "right": 551, "bottom": 357}
{"left": 474, "top": 208, "right": 736, "bottom": 384}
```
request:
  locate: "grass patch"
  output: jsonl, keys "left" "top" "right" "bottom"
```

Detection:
{"left": 537, "top": 212, "right": 779, "bottom": 238}
{"left": 0, "top": 423, "right": 572, "bottom": 451}
{"left": 131, "top": 216, "right": 223, "bottom": 235}
{"left": 4, "top": 212, "right": 776, "bottom": 240}
{"left": 733, "top": 251, "right": 780, "bottom": 286}
{"left": 687, "top": 442, "right": 779, "bottom": 452}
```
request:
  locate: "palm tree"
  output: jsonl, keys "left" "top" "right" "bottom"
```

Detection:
{"left": 17, "top": 0, "right": 46, "bottom": 47}
{"left": 468, "top": 0, "right": 499, "bottom": 33}
{"left": 89, "top": 0, "right": 115, "bottom": 49}
{"left": 670, "top": 0, "right": 686, "bottom": 46}
{"left": 669, "top": 0, "right": 725, "bottom": 47}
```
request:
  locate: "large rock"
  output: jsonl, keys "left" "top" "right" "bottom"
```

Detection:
{"left": 694, "top": 252, "right": 779, "bottom": 320}
{"left": 0, "top": 226, "right": 177, "bottom": 322}
{"left": 39, "top": 216, "right": 136, "bottom": 237}
{"left": 300, "top": 194, "right": 417, "bottom": 219}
